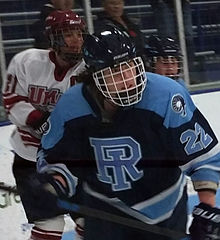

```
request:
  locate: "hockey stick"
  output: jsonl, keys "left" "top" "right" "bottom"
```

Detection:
{"left": 0, "top": 183, "right": 17, "bottom": 193}
{"left": 0, "top": 183, "right": 188, "bottom": 239}
{"left": 57, "top": 199, "right": 188, "bottom": 239}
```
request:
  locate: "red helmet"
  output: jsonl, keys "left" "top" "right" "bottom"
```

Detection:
{"left": 45, "top": 10, "right": 86, "bottom": 64}
{"left": 45, "top": 10, "right": 85, "bottom": 35}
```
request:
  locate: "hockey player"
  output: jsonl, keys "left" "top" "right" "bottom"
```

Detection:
{"left": 37, "top": 26, "right": 220, "bottom": 240}
{"left": 144, "top": 35, "right": 186, "bottom": 88}
{"left": 2, "top": 10, "right": 86, "bottom": 240}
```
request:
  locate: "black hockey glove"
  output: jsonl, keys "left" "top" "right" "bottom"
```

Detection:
{"left": 24, "top": 172, "right": 71, "bottom": 221}
{"left": 26, "top": 110, "right": 50, "bottom": 135}
{"left": 189, "top": 202, "right": 220, "bottom": 240}
{"left": 42, "top": 173, "right": 71, "bottom": 199}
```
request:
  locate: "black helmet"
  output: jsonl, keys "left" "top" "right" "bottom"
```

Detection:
{"left": 144, "top": 35, "right": 183, "bottom": 79}
{"left": 83, "top": 25, "right": 136, "bottom": 71}
{"left": 82, "top": 26, "right": 147, "bottom": 107}
{"left": 145, "top": 35, "right": 181, "bottom": 58}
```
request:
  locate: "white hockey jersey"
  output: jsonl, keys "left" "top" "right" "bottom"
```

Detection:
{"left": 2, "top": 48, "right": 85, "bottom": 161}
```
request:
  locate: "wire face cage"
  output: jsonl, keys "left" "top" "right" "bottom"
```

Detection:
{"left": 93, "top": 57, "right": 147, "bottom": 107}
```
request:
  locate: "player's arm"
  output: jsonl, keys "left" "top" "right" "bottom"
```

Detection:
{"left": 163, "top": 87, "right": 220, "bottom": 192}
{"left": 190, "top": 176, "right": 219, "bottom": 240}
{"left": 197, "top": 190, "right": 216, "bottom": 207}
{"left": 163, "top": 86, "right": 220, "bottom": 240}
{"left": 184, "top": 133, "right": 220, "bottom": 239}
{"left": 2, "top": 54, "right": 49, "bottom": 132}
{"left": 37, "top": 144, "right": 79, "bottom": 199}
{"left": 36, "top": 95, "right": 81, "bottom": 199}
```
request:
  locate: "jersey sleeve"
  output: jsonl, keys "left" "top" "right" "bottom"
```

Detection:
{"left": 2, "top": 52, "right": 37, "bottom": 127}
{"left": 163, "top": 87, "right": 220, "bottom": 186}
{"left": 37, "top": 84, "right": 91, "bottom": 179}
{"left": 36, "top": 91, "right": 84, "bottom": 197}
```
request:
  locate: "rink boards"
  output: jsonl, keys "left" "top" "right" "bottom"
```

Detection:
{"left": 0, "top": 89, "right": 220, "bottom": 240}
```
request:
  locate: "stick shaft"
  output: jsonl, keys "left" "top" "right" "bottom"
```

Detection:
{"left": 0, "top": 183, "right": 187, "bottom": 239}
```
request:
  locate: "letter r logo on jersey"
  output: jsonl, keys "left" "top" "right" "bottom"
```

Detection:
{"left": 90, "top": 137, "right": 143, "bottom": 191}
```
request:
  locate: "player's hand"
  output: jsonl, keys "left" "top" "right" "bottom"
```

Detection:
{"left": 33, "top": 111, "right": 50, "bottom": 135}
{"left": 43, "top": 173, "right": 70, "bottom": 199}
{"left": 22, "top": 172, "right": 70, "bottom": 221}
{"left": 189, "top": 202, "right": 220, "bottom": 240}
{"left": 26, "top": 110, "right": 50, "bottom": 135}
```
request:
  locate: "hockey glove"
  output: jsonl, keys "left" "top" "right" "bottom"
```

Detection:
{"left": 26, "top": 110, "right": 50, "bottom": 135}
{"left": 24, "top": 172, "right": 71, "bottom": 221}
{"left": 42, "top": 173, "right": 71, "bottom": 199}
{"left": 189, "top": 202, "right": 220, "bottom": 240}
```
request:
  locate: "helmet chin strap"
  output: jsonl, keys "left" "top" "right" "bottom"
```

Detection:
{"left": 104, "top": 98, "right": 119, "bottom": 110}
{"left": 53, "top": 51, "right": 71, "bottom": 69}
{"left": 58, "top": 51, "right": 81, "bottom": 66}
{"left": 102, "top": 98, "right": 120, "bottom": 123}
{"left": 54, "top": 38, "right": 82, "bottom": 65}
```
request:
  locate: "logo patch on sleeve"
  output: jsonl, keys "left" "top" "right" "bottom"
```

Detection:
{"left": 171, "top": 94, "right": 186, "bottom": 117}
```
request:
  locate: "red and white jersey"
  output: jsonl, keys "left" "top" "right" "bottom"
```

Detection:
{"left": 2, "top": 48, "right": 85, "bottom": 161}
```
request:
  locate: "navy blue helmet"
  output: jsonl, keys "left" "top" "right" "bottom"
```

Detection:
{"left": 83, "top": 25, "right": 136, "bottom": 71}
{"left": 144, "top": 35, "right": 183, "bottom": 79}
{"left": 82, "top": 26, "right": 147, "bottom": 107}
{"left": 145, "top": 35, "right": 181, "bottom": 58}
